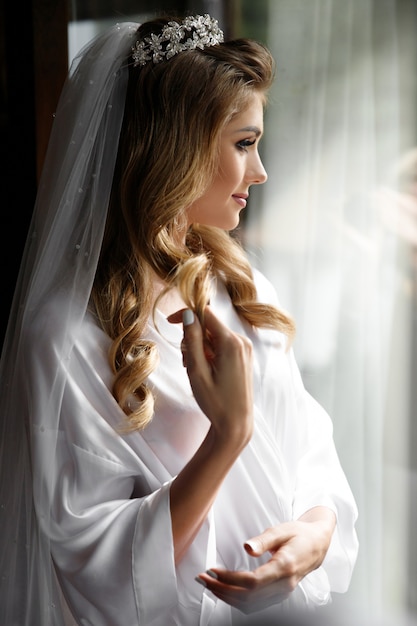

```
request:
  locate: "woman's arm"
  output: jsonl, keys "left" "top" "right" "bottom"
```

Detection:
{"left": 168, "top": 307, "right": 254, "bottom": 563}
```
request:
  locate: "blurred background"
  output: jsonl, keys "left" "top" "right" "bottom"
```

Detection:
{"left": 2, "top": 0, "right": 417, "bottom": 623}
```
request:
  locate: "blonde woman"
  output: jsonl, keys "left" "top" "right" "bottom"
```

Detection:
{"left": 0, "top": 14, "right": 358, "bottom": 626}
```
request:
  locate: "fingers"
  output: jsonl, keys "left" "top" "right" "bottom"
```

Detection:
{"left": 196, "top": 566, "right": 295, "bottom": 614}
{"left": 168, "top": 305, "right": 254, "bottom": 443}
{"left": 169, "top": 304, "right": 253, "bottom": 386}
{"left": 199, "top": 551, "right": 298, "bottom": 591}
{"left": 244, "top": 525, "right": 292, "bottom": 557}
{"left": 179, "top": 309, "right": 210, "bottom": 374}
{"left": 199, "top": 307, "right": 253, "bottom": 358}
{"left": 195, "top": 524, "right": 310, "bottom": 612}
{"left": 201, "top": 307, "right": 254, "bottom": 373}
{"left": 168, "top": 305, "right": 252, "bottom": 357}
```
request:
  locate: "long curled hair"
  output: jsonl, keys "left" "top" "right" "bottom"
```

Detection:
{"left": 92, "top": 16, "right": 295, "bottom": 431}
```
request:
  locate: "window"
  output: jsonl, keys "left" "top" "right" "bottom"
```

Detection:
{"left": 240, "top": 0, "right": 417, "bottom": 619}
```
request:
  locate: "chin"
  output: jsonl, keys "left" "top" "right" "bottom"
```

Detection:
{"left": 215, "top": 221, "right": 240, "bottom": 231}
{"left": 227, "top": 217, "right": 242, "bottom": 230}
{"left": 193, "top": 213, "right": 241, "bottom": 231}
{"left": 218, "top": 214, "right": 242, "bottom": 231}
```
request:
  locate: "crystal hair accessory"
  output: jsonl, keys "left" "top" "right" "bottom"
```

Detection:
{"left": 131, "top": 14, "right": 224, "bottom": 67}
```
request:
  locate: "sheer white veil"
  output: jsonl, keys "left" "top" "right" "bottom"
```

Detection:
{"left": 0, "top": 22, "right": 138, "bottom": 625}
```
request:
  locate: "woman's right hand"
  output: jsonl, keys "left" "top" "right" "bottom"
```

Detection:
{"left": 169, "top": 306, "right": 254, "bottom": 449}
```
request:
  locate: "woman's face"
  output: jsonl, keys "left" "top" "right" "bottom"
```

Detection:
{"left": 187, "top": 93, "right": 268, "bottom": 230}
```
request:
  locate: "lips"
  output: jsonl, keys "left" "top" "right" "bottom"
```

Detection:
{"left": 232, "top": 194, "right": 248, "bottom": 208}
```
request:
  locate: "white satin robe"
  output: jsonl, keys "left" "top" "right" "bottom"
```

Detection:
{"left": 31, "top": 270, "right": 358, "bottom": 625}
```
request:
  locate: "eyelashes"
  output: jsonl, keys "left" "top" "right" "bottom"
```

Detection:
{"left": 236, "top": 138, "right": 257, "bottom": 152}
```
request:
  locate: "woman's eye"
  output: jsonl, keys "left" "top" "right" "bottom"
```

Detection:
{"left": 237, "top": 138, "right": 257, "bottom": 151}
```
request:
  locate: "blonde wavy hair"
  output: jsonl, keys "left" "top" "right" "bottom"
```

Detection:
{"left": 92, "top": 17, "right": 295, "bottom": 431}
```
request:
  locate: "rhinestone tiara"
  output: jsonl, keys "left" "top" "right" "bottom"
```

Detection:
{"left": 131, "top": 14, "right": 224, "bottom": 67}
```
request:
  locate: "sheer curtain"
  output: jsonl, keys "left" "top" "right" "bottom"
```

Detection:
{"left": 244, "top": 0, "right": 417, "bottom": 621}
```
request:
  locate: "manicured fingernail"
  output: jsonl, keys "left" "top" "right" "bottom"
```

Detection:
{"left": 183, "top": 309, "right": 194, "bottom": 326}
{"left": 244, "top": 539, "right": 260, "bottom": 552}
{"left": 195, "top": 576, "right": 206, "bottom": 587}
{"left": 206, "top": 569, "right": 218, "bottom": 579}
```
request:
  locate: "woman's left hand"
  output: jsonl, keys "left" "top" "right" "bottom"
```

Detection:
{"left": 196, "top": 506, "right": 336, "bottom": 614}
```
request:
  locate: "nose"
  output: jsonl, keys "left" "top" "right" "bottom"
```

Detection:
{"left": 247, "top": 151, "right": 268, "bottom": 185}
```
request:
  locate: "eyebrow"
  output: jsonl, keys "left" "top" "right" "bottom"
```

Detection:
{"left": 233, "top": 126, "right": 263, "bottom": 136}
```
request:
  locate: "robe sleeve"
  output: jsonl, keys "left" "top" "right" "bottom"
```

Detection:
{"left": 28, "top": 307, "right": 179, "bottom": 625}
{"left": 252, "top": 268, "right": 359, "bottom": 595}
{"left": 289, "top": 350, "right": 359, "bottom": 594}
